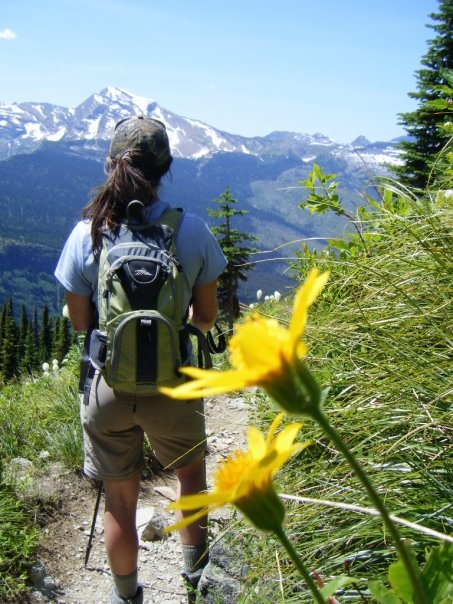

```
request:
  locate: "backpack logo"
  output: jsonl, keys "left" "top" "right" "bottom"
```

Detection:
{"left": 134, "top": 267, "right": 153, "bottom": 278}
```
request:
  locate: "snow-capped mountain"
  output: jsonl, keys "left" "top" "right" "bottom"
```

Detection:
{"left": 0, "top": 86, "right": 403, "bottom": 167}
{"left": 0, "top": 87, "right": 251, "bottom": 160}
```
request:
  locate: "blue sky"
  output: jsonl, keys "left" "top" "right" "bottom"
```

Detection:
{"left": 1, "top": 0, "right": 439, "bottom": 143}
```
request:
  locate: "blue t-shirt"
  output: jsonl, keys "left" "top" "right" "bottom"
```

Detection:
{"left": 54, "top": 200, "right": 227, "bottom": 311}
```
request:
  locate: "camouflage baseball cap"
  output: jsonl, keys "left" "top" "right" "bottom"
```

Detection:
{"left": 109, "top": 115, "right": 172, "bottom": 177}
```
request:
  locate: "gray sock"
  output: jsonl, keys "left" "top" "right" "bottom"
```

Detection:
{"left": 113, "top": 569, "right": 139, "bottom": 599}
{"left": 182, "top": 543, "right": 208, "bottom": 574}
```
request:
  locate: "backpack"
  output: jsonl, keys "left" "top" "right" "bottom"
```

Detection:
{"left": 89, "top": 201, "right": 194, "bottom": 395}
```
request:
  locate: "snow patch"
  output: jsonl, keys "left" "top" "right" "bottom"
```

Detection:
{"left": 47, "top": 127, "right": 66, "bottom": 141}
{"left": 24, "top": 123, "right": 45, "bottom": 139}
{"left": 85, "top": 116, "right": 102, "bottom": 139}
{"left": 191, "top": 147, "right": 211, "bottom": 159}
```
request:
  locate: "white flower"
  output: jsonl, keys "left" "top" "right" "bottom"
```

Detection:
{"left": 249, "top": 303, "right": 255, "bottom": 309}
{"left": 264, "top": 295, "right": 270, "bottom": 301}
{"left": 256, "top": 289, "right": 263, "bottom": 300}
{"left": 42, "top": 363, "right": 50, "bottom": 372}
{"left": 274, "top": 291, "right": 281, "bottom": 302}
{"left": 62, "top": 305, "right": 69, "bottom": 318}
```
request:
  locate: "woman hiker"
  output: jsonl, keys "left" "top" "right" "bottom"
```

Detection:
{"left": 55, "top": 115, "right": 227, "bottom": 603}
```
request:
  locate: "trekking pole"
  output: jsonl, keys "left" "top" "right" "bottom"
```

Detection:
{"left": 84, "top": 481, "right": 103, "bottom": 567}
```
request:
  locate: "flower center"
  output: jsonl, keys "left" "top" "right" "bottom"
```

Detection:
{"left": 229, "top": 315, "right": 291, "bottom": 372}
{"left": 214, "top": 450, "right": 254, "bottom": 491}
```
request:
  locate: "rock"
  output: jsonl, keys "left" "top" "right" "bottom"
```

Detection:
{"left": 198, "top": 564, "right": 242, "bottom": 603}
{"left": 137, "top": 506, "right": 169, "bottom": 544}
{"left": 197, "top": 539, "right": 249, "bottom": 603}
{"left": 154, "top": 485, "right": 177, "bottom": 501}
{"left": 4, "top": 457, "right": 34, "bottom": 481}
{"left": 3, "top": 459, "right": 67, "bottom": 502}
{"left": 29, "top": 560, "right": 47, "bottom": 585}
{"left": 28, "top": 559, "right": 58, "bottom": 599}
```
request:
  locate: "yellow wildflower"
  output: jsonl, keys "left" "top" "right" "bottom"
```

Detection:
{"left": 160, "top": 268, "right": 329, "bottom": 414}
{"left": 165, "top": 413, "right": 310, "bottom": 533}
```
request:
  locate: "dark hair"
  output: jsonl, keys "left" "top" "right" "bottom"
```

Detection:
{"left": 82, "top": 152, "right": 171, "bottom": 254}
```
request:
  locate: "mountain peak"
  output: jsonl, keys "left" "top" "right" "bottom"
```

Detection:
{"left": 0, "top": 88, "right": 254, "bottom": 160}
{"left": 351, "top": 135, "right": 371, "bottom": 147}
{"left": 97, "top": 87, "right": 155, "bottom": 113}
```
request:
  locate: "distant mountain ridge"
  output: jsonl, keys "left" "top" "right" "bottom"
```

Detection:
{"left": 0, "top": 87, "right": 405, "bottom": 314}
{"left": 0, "top": 86, "right": 404, "bottom": 168}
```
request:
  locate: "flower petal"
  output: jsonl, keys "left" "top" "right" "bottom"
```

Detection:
{"left": 265, "top": 413, "right": 285, "bottom": 447}
{"left": 247, "top": 427, "right": 266, "bottom": 459}
{"left": 290, "top": 269, "right": 329, "bottom": 345}
{"left": 273, "top": 423, "right": 303, "bottom": 453}
{"left": 164, "top": 506, "right": 213, "bottom": 534}
{"left": 168, "top": 491, "right": 223, "bottom": 511}
{"left": 159, "top": 370, "right": 249, "bottom": 399}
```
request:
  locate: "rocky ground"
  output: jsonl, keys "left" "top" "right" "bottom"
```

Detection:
{"left": 27, "top": 394, "right": 251, "bottom": 604}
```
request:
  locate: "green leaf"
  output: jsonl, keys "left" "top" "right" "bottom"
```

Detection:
{"left": 388, "top": 552, "right": 424, "bottom": 604}
{"left": 388, "top": 559, "right": 413, "bottom": 602}
{"left": 313, "top": 163, "right": 323, "bottom": 181}
{"left": 421, "top": 542, "right": 453, "bottom": 604}
{"left": 368, "top": 580, "right": 403, "bottom": 604}
{"left": 319, "top": 575, "right": 357, "bottom": 597}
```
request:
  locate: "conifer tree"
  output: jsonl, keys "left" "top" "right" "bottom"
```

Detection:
{"left": 394, "top": 0, "right": 453, "bottom": 188}
{"left": 0, "top": 298, "right": 18, "bottom": 381}
{"left": 31, "top": 306, "right": 40, "bottom": 354}
{"left": 21, "top": 322, "right": 38, "bottom": 375}
{"left": 208, "top": 187, "right": 257, "bottom": 331}
{"left": 52, "top": 316, "right": 72, "bottom": 364}
{"left": 18, "top": 304, "right": 29, "bottom": 363}
{"left": 39, "top": 305, "right": 53, "bottom": 364}
{"left": 0, "top": 298, "right": 9, "bottom": 347}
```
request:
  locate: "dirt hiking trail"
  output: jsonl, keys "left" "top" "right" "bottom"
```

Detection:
{"left": 31, "top": 394, "right": 251, "bottom": 604}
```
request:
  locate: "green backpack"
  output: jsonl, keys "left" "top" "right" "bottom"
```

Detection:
{"left": 89, "top": 201, "right": 194, "bottom": 395}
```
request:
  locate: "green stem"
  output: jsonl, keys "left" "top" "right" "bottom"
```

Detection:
{"left": 312, "top": 409, "right": 427, "bottom": 604}
{"left": 273, "top": 524, "right": 326, "bottom": 604}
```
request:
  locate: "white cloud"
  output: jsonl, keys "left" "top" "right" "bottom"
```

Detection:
{"left": 0, "top": 28, "right": 17, "bottom": 40}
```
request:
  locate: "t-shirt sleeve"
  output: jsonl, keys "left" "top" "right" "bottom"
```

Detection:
{"left": 54, "top": 222, "right": 96, "bottom": 296}
{"left": 176, "top": 214, "right": 227, "bottom": 287}
{"left": 195, "top": 223, "right": 228, "bottom": 285}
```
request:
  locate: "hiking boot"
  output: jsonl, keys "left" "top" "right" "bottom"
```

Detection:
{"left": 110, "top": 585, "right": 143, "bottom": 604}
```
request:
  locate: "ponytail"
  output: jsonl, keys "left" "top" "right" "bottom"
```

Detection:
{"left": 82, "top": 156, "right": 164, "bottom": 255}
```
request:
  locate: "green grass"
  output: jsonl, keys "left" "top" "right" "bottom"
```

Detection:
{"left": 0, "top": 342, "right": 83, "bottom": 600}
{"left": 233, "top": 187, "right": 452, "bottom": 601}
{"left": 0, "top": 481, "right": 39, "bottom": 601}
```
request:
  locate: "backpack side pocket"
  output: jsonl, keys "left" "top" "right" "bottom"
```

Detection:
{"left": 89, "top": 329, "right": 107, "bottom": 370}
{"left": 105, "top": 311, "right": 186, "bottom": 394}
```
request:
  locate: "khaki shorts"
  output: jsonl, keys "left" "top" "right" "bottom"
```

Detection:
{"left": 80, "top": 372, "right": 206, "bottom": 482}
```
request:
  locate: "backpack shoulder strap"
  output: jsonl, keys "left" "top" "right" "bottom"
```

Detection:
{"left": 152, "top": 208, "right": 184, "bottom": 254}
